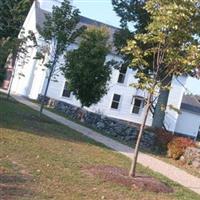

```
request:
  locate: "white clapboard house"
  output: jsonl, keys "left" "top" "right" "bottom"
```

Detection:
{"left": 6, "top": 0, "right": 200, "bottom": 139}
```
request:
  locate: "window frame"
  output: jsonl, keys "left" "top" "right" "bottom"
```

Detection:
{"left": 62, "top": 81, "right": 71, "bottom": 98}
{"left": 110, "top": 94, "right": 121, "bottom": 110}
{"left": 131, "top": 96, "right": 145, "bottom": 115}
{"left": 117, "top": 67, "right": 127, "bottom": 84}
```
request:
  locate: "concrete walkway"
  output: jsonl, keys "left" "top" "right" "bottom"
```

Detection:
{"left": 10, "top": 95, "right": 200, "bottom": 195}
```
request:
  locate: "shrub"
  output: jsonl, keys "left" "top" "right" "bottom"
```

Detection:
{"left": 167, "top": 137, "right": 196, "bottom": 160}
{"left": 154, "top": 128, "right": 174, "bottom": 153}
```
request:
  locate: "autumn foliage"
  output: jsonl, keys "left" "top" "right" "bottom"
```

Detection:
{"left": 167, "top": 137, "right": 196, "bottom": 160}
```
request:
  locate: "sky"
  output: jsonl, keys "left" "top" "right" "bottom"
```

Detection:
{"left": 73, "top": 0, "right": 121, "bottom": 27}
{"left": 40, "top": 0, "right": 200, "bottom": 95}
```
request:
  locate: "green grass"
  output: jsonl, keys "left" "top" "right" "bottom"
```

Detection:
{"left": 0, "top": 93, "right": 200, "bottom": 200}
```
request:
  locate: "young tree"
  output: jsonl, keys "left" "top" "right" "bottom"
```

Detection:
{"left": 123, "top": 0, "right": 200, "bottom": 177}
{"left": 37, "top": 0, "right": 83, "bottom": 115}
{"left": 112, "top": 0, "right": 200, "bottom": 129}
{"left": 63, "top": 26, "right": 111, "bottom": 108}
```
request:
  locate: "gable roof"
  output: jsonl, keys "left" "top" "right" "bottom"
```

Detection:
{"left": 35, "top": 3, "right": 118, "bottom": 54}
{"left": 181, "top": 95, "right": 200, "bottom": 114}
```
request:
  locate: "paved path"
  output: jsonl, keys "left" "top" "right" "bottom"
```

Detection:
{"left": 10, "top": 95, "right": 200, "bottom": 195}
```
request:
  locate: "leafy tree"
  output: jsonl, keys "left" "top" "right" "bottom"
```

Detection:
{"left": 112, "top": 0, "right": 190, "bottom": 129}
{"left": 37, "top": 0, "right": 83, "bottom": 115}
{"left": 63, "top": 26, "right": 111, "bottom": 108}
{"left": 112, "top": 0, "right": 149, "bottom": 70}
{"left": 122, "top": 0, "right": 200, "bottom": 177}
{"left": 0, "top": 0, "right": 32, "bottom": 96}
{"left": 0, "top": 0, "right": 32, "bottom": 38}
{"left": 112, "top": 0, "right": 149, "bottom": 32}
{"left": 0, "top": 39, "right": 10, "bottom": 84}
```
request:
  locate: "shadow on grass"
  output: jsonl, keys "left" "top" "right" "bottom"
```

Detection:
{"left": 0, "top": 94, "right": 166, "bottom": 157}
{"left": 0, "top": 93, "right": 171, "bottom": 163}
{"left": 0, "top": 95, "right": 112, "bottom": 151}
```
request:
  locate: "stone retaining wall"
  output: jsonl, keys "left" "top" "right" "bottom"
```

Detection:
{"left": 38, "top": 95, "right": 156, "bottom": 150}
{"left": 182, "top": 147, "right": 200, "bottom": 169}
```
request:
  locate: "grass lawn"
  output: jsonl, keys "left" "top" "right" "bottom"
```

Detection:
{"left": 0, "top": 93, "right": 200, "bottom": 200}
{"left": 43, "top": 104, "right": 200, "bottom": 178}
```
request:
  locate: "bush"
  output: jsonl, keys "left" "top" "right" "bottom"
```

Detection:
{"left": 167, "top": 137, "right": 196, "bottom": 160}
{"left": 154, "top": 128, "right": 174, "bottom": 153}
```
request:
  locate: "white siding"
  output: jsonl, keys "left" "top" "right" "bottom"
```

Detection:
{"left": 164, "top": 76, "right": 187, "bottom": 132}
{"left": 11, "top": 2, "right": 38, "bottom": 96}
{"left": 175, "top": 110, "right": 200, "bottom": 138}
{"left": 44, "top": 53, "right": 153, "bottom": 126}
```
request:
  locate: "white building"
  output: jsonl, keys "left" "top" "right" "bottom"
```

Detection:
{"left": 7, "top": 0, "right": 200, "bottom": 139}
{"left": 175, "top": 95, "right": 200, "bottom": 139}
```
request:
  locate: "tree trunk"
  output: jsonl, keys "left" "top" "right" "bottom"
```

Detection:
{"left": 7, "top": 53, "right": 17, "bottom": 99}
{"left": 40, "top": 39, "right": 57, "bottom": 116}
{"left": 39, "top": 54, "right": 57, "bottom": 116}
{"left": 152, "top": 76, "right": 172, "bottom": 129}
{"left": 39, "top": 66, "right": 54, "bottom": 116}
{"left": 129, "top": 93, "right": 152, "bottom": 177}
{"left": 152, "top": 89, "right": 169, "bottom": 128}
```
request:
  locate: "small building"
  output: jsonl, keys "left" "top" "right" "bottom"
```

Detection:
{"left": 175, "top": 95, "right": 200, "bottom": 139}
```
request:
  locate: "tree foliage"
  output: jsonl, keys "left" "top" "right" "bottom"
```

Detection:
{"left": 125, "top": 0, "right": 200, "bottom": 88}
{"left": 0, "top": 0, "right": 32, "bottom": 38}
{"left": 112, "top": 0, "right": 149, "bottom": 32}
{"left": 40, "top": 0, "right": 81, "bottom": 56}
{"left": 112, "top": 0, "right": 153, "bottom": 79}
{"left": 0, "top": 0, "right": 32, "bottom": 85}
{"left": 64, "top": 26, "right": 111, "bottom": 107}
{"left": 112, "top": 0, "right": 200, "bottom": 129}
{"left": 123, "top": 0, "right": 200, "bottom": 177}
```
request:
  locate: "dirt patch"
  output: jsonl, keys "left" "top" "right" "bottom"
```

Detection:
{"left": 0, "top": 173, "right": 34, "bottom": 200}
{"left": 0, "top": 160, "right": 34, "bottom": 200}
{"left": 82, "top": 165, "right": 174, "bottom": 193}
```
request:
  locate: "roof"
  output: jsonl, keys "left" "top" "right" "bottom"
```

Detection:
{"left": 181, "top": 95, "right": 200, "bottom": 114}
{"left": 35, "top": 3, "right": 118, "bottom": 53}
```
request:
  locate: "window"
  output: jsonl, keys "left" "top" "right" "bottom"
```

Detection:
{"left": 6, "top": 71, "right": 12, "bottom": 81}
{"left": 62, "top": 82, "right": 71, "bottom": 98}
{"left": 132, "top": 97, "right": 144, "bottom": 114}
{"left": 117, "top": 67, "right": 127, "bottom": 83}
{"left": 111, "top": 94, "right": 121, "bottom": 109}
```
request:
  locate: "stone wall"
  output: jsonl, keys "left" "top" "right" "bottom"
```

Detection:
{"left": 38, "top": 95, "right": 156, "bottom": 150}
{"left": 182, "top": 147, "right": 200, "bottom": 169}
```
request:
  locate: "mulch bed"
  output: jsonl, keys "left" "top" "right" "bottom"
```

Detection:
{"left": 82, "top": 165, "right": 174, "bottom": 193}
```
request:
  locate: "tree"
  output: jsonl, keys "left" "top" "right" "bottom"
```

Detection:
{"left": 112, "top": 0, "right": 188, "bottom": 129}
{"left": 112, "top": 0, "right": 149, "bottom": 32}
{"left": 37, "top": 0, "right": 83, "bottom": 115}
{"left": 0, "top": 0, "right": 32, "bottom": 38}
{"left": 63, "top": 26, "right": 111, "bottom": 108}
{"left": 0, "top": 0, "right": 32, "bottom": 96}
{"left": 122, "top": 0, "right": 200, "bottom": 177}
{"left": 0, "top": 39, "right": 10, "bottom": 84}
